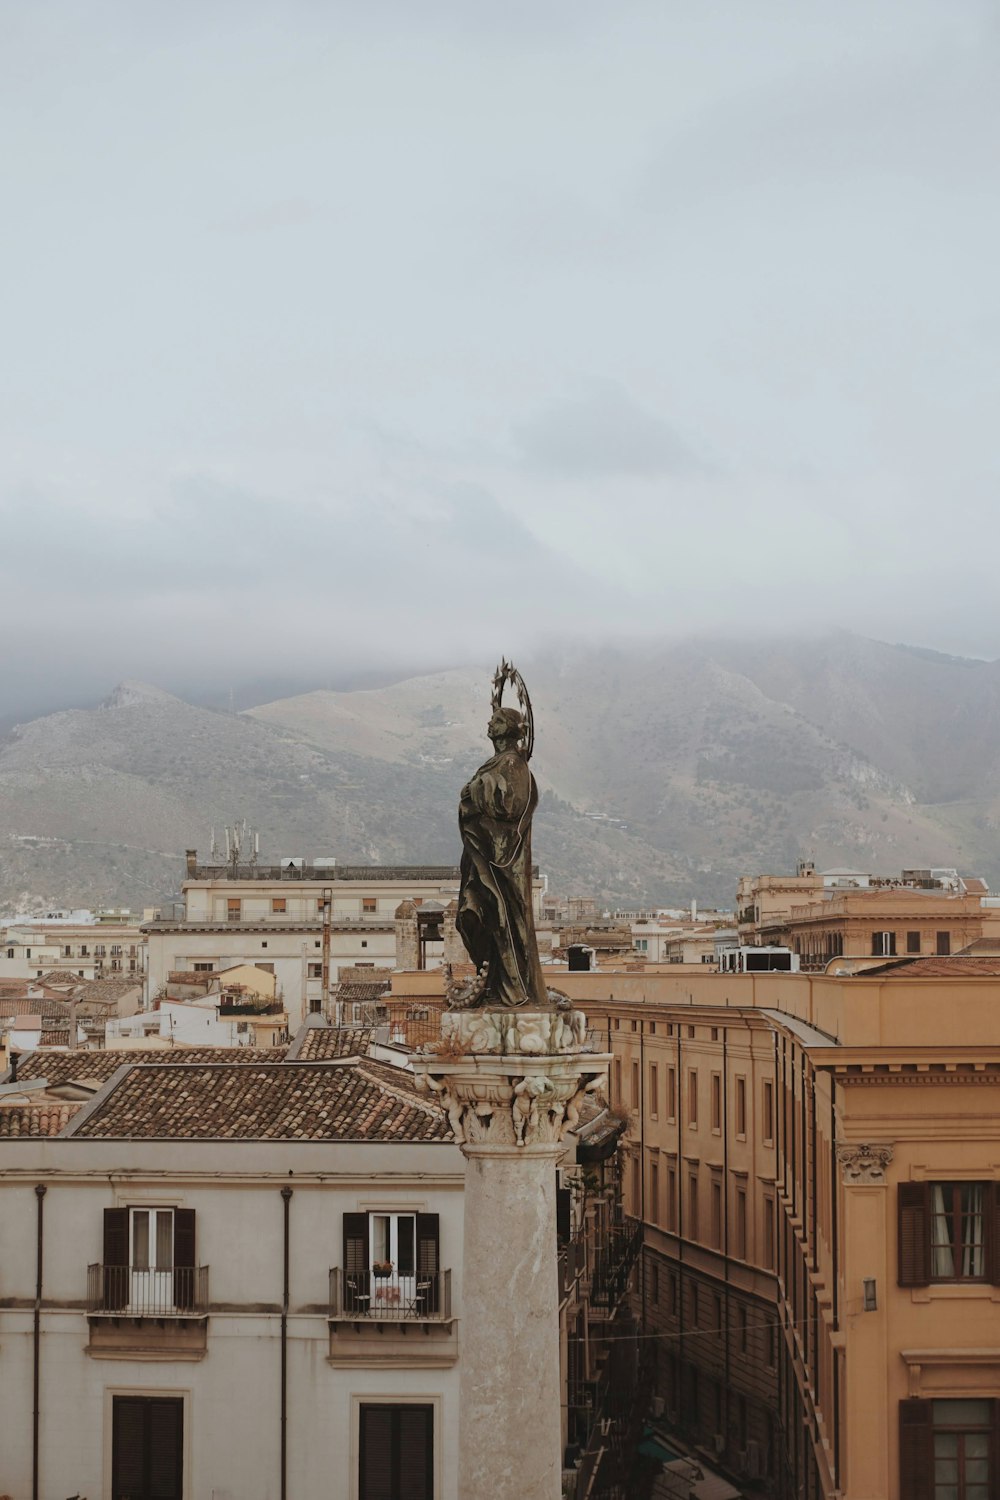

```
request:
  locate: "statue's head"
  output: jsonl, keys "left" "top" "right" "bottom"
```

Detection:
{"left": 488, "top": 705, "right": 526, "bottom": 749}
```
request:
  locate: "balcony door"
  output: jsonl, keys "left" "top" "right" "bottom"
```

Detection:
{"left": 131, "top": 1208, "right": 174, "bottom": 1314}
{"left": 370, "top": 1212, "right": 416, "bottom": 1312}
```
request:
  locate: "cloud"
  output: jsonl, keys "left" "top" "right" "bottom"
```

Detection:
{"left": 513, "top": 383, "right": 700, "bottom": 479}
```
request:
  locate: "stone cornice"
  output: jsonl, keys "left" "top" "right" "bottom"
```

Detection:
{"left": 837, "top": 1072, "right": 1000, "bottom": 1087}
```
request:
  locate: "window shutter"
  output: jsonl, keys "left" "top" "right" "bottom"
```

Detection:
{"left": 416, "top": 1213, "right": 440, "bottom": 1313}
{"left": 990, "top": 1182, "right": 1000, "bottom": 1287}
{"left": 174, "top": 1208, "right": 196, "bottom": 1311}
{"left": 397, "top": 1406, "right": 433, "bottom": 1500}
{"left": 557, "top": 1185, "right": 572, "bottom": 1243}
{"left": 103, "top": 1207, "right": 128, "bottom": 1311}
{"left": 112, "top": 1397, "right": 146, "bottom": 1497}
{"left": 148, "top": 1399, "right": 183, "bottom": 1498}
{"left": 898, "top": 1399, "right": 933, "bottom": 1500}
{"left": 344, "top": 1212, "right": 369, "bottom": 1273}
{"left": 897, "top": 1183, "right": 930, "bottom": 1287}
{"left": 360, "top": 1405, "right": 394, "bottom": 1500}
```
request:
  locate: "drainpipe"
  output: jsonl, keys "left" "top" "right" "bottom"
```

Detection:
{"left": 33, "top": 1183, "right": 46, "bottom": 1500}
{"left": 280, "top": 1185, "right": 293, "bottom": 1500}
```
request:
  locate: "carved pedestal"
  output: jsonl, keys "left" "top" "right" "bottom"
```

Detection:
{"left": 413, "top": 1008, "right": 609, "bottom": 1500}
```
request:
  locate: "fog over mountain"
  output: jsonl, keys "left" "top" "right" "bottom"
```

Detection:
{"left": 3, "top": 633, "right": 999, "bottom": 915}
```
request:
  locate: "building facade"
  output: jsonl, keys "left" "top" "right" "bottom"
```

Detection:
{"left": 549, "top": 963, "right": 1000, "bottom": 1500}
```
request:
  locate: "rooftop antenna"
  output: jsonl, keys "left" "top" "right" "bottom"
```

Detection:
{"left": 223, "top": 818, "right": 259, "bottom": 874}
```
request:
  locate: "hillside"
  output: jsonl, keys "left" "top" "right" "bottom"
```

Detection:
{"left": 1, "top": 634, "right": 998, "bottom": 913}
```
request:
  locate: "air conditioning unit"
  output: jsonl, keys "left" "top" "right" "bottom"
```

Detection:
{"left": 650, "top": 1397, "right": 665, "bottom": 1419}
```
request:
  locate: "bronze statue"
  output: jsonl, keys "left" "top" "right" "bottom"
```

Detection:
{"left": 451, "top": 662, "right": 548, "bottom": 1009}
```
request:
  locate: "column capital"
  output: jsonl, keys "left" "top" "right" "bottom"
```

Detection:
{"left": 836, "top": 1141, "right": 894, "bottom": 1185}
{"left": 412, "top": 1007, "right": 609, "bottom": 1149}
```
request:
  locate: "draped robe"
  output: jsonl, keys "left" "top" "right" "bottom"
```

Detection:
{"left": 456, "top": 744, "right": 547, "bottom": 1008}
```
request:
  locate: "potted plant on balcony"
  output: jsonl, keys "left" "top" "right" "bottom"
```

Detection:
{"left": 372, "top": 1260, "right": 394, "bottom": 1279}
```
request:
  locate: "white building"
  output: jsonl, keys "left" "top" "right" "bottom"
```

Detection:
{"left": 143, "top": 853, "right": 465, "bottom": 1030}
{"left": 0, "top": 1046, "right": 462, "bottom": 1499}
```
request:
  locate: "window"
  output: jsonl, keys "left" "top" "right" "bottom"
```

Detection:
{"left": 307, "top": 963, "right": 323, "bottom": 979}
{"left": 650, "top": 1261, "right": 659, "bottom": 1302}
{"left": 899, "top": 1397, "right": 995, "bottom": 1500}
{"left": 872, "top": 931, "right": 896, "bottom": 956}
{"left": 737, "top": 1302, "right": 748, "bottom": 1353}
{"left": 343, "top": 1212, "right": 440, "bottom": 1316}
{"left": 363, "top": 897, "right": 377, "bottom": 913}
{"left": 360, "top": 1404, "right": 433, "bottom": 1500}
{"left": 762, "top": 1080, "right": 774, "bottom": 1144}
{"left": 763, "top": 1197, "right": 775, "bottom": 1269}
{"left": 193, "top": 962, "right": 213, "bottom": 972}
{"left": 650, "top": 1158, "right": 660, "bottom": 1224}
{"left": 271, "top": 898, "right": 287, "bottom": 913}
{"left": 735, "top": 1186, "right": 747, "bottom": 1259}
{"left": 937, "top": 931, "right": 951, "bottom": 957}
{"left": 666, "top": 1164, "right": 677, "bottom": 1231}
{"left": 710, "top": 1179, "right": 722, "bottom": 1248}
{"left": 666, "top": 1066, "right": 676, "bottom": 1120}
{"left": 687, "top": 1069, "right": 698, "bottom": 1127}
{"left": 614, "top": 1057, "right": 623, "bottom": 1103}
{"left": 711, "top": 1073, "right": 721, "bottom": 1131}
{"left": 689, "top": 1173, "right": 699, "bottom": 1240}
{"left": 631, "top": 1060, "right": 640, "bottom": 1107}
{"left": 907, "top": 931, "right": 921, "bottom": 954}
{"left": 899, "top": 1182, "right": 998, "bottom": 1285}
{"left": 649, "top": 1063, "right": 659, "bottom": 1118}
{"left": 736, "top": 1076, "right": 747, "bottom": 1137}
{"left": 112, "top": 1396, "right": 183, "bottom": 1500}
{"left": 669, "top": 1272, "right": 679, "bottom": 1316}
{"left": 227, "top": 899, "right": 241, "bottom": 921}
{"left": 101, "top": 1206, "right": 197, "bottom": 1313}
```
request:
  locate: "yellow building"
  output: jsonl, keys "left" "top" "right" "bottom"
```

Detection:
{"left": 560, "top": 960, "right": 1000, "bottom": 1499}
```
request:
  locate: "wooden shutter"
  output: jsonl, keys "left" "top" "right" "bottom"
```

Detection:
{"left": 174, "top": 1208, "right": 196, "bottom": 1311}
{"left": 148, "top": 1398, "right": 183, "bottom": 1499}
{"left": 344, "top": 1212, "right": 369, "bottom": 1272}
{"left": 360, "top": 1405, "right": 394, "bottom": 1500}
{"left": 416, "top": 1213, "right": 440, "bottom": 1313}
{"left": 990, "top": 1182, "right": 1000, "bottom": 1286}
{"left": 397, "top": 1406, "right": 433, "bottom": 1500}
{"left": 898, "top": 1399, "right": 933, "bottom": 1500}
{"left": 112, "top": 1396, "right": 146, "bottom": 1497}
{"left": 897, "top": 1183, "right": 930, "bottom": 1287}
{"left": 103, "top": 1206, "right": 128, "bottom": 1311}
{"left": 556, "top": 1184, "right": 571, "bottom": 1243}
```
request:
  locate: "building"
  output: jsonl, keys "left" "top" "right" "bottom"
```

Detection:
{"left": 1, "top": 914, "right": 146, "bottom": 982}
{"left": 737, "top": 865, "right": 996, "bottom": 970}
{"left": 143, "top": 852, "right": 470, "bottom": 1029}
{"left": 0, "top": 1044, "right": 464, "bottom": 1499}
{"left": 547, "top": 960, "right": 1000, "bottom": 1499}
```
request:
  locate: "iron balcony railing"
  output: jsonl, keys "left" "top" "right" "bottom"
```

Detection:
{"left": 589, "top": 1216, "right": 642, "bottom": 1309}
{"left": 329, "top": 1267, "right": 452, "bottom": 1321}
{"left": 87, "top": 1264, "right": 209, "bottom": 1317}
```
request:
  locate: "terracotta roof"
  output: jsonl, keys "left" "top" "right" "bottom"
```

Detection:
{"left": 9, "top": 1044, "right": 289, "bottom": 1086}
{"left": 0, "top": 1101, "right": 81, "bottom": 1137}
{"left": 862, "top": 955, "right": 1000, "bottom": 978}
{"left": 68, "top": 1061, "right": 450, "bottom": 1142}
{"left": 335, "top": 980, "right": 392, "bottom": 1006}
{"left": 294, "top": 1026, "right": 374, "bottom": 1061}
{"left": 0, "top": 997, "right": 72, "bottom": 1019}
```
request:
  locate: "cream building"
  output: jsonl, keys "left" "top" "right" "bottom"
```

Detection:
{"left": 0, "top": 1047, "right": 464, "bottom": 1500}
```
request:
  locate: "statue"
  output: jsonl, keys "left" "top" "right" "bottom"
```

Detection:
{"left": 451, "top": 661, "right": 549, "bottom": 1009}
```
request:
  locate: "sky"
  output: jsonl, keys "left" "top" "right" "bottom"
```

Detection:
{"left": 2, "top": 0, "right": 999, "bottom": 717}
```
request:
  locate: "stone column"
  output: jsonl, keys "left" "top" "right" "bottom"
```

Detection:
{"left": 394, "top": 899, "right": 420, "bottom": 970}
{"left": 413, "top": 1006, "right": 609, "bottom": 1500}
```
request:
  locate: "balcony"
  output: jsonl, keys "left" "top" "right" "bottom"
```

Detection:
{"left": 327, "top": 1268, "right": 456, "bottom": 1368}
{"left": 85, "top": 1264, "right": 209, "bottom": 1360}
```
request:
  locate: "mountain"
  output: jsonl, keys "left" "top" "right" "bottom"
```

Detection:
{"left": 1, "top": 635, "right": 998, "bottom": 914}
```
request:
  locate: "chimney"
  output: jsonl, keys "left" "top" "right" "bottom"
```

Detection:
{"left": 9, "top": 1052, "right": 17, "bottom": 1083}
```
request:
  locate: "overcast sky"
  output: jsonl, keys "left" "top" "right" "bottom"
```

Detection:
{"left": 3, "top": 1, "right": 999, "bottom": 716}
